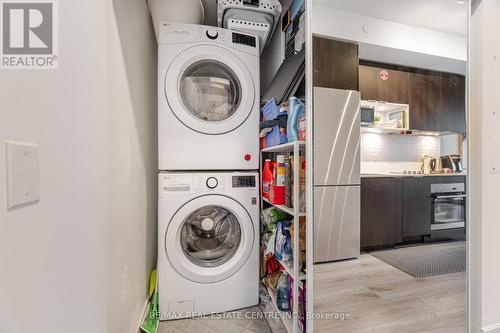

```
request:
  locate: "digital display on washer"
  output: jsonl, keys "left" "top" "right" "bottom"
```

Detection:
{"left": 232, "top": 32, "right": 256, "bottom": 48}
{"left": 232, "top": 176, "right": 256, "bottom": 188}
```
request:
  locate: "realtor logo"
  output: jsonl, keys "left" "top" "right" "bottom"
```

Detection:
{"left": 1, "top": 0, "right": 58, "bottom": 69}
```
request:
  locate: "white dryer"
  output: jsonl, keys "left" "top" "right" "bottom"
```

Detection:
{"left": 158, "top": 22, "right": 260, "bottom": 170}
{"left": 158, "top": 171, "right": 259, "bottom": 319}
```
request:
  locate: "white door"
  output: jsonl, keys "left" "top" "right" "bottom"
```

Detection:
{"left": 164, "top": 45, "right": 255, "bottom": 135}
{"left": 165, "top": 195, "right": 255, "bottom": 283}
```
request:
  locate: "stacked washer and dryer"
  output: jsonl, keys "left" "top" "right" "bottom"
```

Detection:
{"left": 157, "top": 22, "right": 262, "bottom": 319}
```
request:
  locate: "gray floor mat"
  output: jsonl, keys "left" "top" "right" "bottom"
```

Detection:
{"left": 370, "top": 242, "right": 466, "bottom": 278}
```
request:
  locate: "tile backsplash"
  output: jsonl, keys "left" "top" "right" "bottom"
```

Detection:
{"left": 361, "top": 132, "right": 441, "bottom": 163}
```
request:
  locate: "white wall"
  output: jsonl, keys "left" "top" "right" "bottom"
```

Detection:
{"left": 0, "top": 1, "right": 157, "bottom": 333}
{"left": 106, "top": 1, "right": 158, "bottom": 333}
{"left": 0, "top": 1, "right": 107, "bottom": 332}
{"left": 470, "top": 0, "right": 500, "bottom": 332}
{"left": 312, "top": 4, "right": 467, "bottom": 74}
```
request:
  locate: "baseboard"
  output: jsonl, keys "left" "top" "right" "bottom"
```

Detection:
{"left": 482, "top": 322, "right": 500, "bottom": 333}
{"left": 136, "top": 298, "right": 150, "bottom": 333}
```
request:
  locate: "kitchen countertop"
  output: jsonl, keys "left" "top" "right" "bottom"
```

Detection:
{"left": 361, "top": 172, "right": 467, "bottom": 178}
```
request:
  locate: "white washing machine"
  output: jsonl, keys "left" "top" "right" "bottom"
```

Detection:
{"left": 158, "top": 22, "right": 260, "bottom": 171}
{"left": 158, "top": 171, "right": 259, "bottom": 319}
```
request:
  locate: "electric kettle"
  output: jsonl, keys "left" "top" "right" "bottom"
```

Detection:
{"left": 422, "top": 155, "right": 432, "bottom": 174}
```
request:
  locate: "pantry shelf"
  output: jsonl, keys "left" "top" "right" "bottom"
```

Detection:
{"left": 279, "top": 258, "right": 306, "bottom": 281}
{"left": 266, "top": 287, "right": 294, "bottom": 333}
{"left": 260, "top": 137, "right": 306, "bottom": 333}
{"left": 261, "top": 141, "right": 305, "bottom": 153}
{"left": 262, "top": 197, "right": 306, "bottom": 217}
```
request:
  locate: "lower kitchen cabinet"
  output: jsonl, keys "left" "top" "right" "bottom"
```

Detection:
{"left": 361, "top": 177, "right": 403, "bottom": 248}
{"left": 402, "top": 177, "right": 432, "bottom": 238}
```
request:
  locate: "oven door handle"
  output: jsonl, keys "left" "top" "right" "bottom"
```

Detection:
{"left": 433, "top": 194, "right": 467, "bottom": 199}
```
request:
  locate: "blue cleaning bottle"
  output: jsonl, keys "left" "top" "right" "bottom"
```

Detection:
{"left": 276, "top": 271, "right": 290, "bottom": 312}
{"left": 287, "top": 97, "right": 305, "bottom": 142}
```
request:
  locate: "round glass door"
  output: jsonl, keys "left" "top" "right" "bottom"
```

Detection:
{"left": 181, "top": 205, "right": 241, "bottom": 267}
{"left": 165, "top": 45, "right": 255, "bottom": 135}
{"left": 179, "top": 60, "right": 242, "bottom": 122}
{"left": 165, "top": 195, "right": 255, "bottom": 283}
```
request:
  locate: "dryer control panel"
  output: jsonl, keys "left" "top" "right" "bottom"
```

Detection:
{"left": 158, "top": 22, "right": 260, "bottom": 57}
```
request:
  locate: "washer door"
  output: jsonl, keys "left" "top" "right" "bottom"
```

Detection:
{"left": 166, "top": 195, "right": 255, "bottom": 283}
{"left": 165, "top": 45, "right": 255, "bottom": 135}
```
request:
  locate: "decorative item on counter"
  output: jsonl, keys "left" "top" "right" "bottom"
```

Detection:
{"left": 260, "top": 98, "right": 288, "bottom": 148}
{"left": 262, "top": 159, "right": 274, "bottom": 200}
{"left": 291, "top": 156, "right": 306, "bottom": 212}
{"left": 284, "top": 156, "right": 292, "bottom": 207}
{"left": 287, "top": 97, "right": 305, "bottom": 142}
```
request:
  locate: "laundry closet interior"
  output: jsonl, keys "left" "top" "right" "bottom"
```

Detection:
{"left": 151, "top": 0, "right": 308, "bottom": 332}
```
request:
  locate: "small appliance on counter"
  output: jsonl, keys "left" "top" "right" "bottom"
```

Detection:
{"left": 360, "top": 106, "right": 375, "bottom": 127}
{"left": 422, "top": 155, "right": 432, "bottom": 175}
{"left": 431, "top": 157, "right": 443, "bottom": 173}
{"left": 441, "top": 155, "right": 464, "bottom": 173}
{"left": 422, "top": 155, "right": 444, "bottom": 174}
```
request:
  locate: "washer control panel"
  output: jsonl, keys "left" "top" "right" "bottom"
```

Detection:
{"left": 232, "top": 175, "right": 256, "bottom": 188}
{"left": 160, "top": 173, "right": 258, "bottom": 196}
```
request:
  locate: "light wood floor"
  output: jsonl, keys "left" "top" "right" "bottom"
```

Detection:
{"left": 313, "top": 254, "right": 466, "bottom": 333}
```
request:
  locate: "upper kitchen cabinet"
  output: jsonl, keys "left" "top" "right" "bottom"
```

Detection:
{"left": 313, "top": 36, "right": 359, "bottom": 90}
{"left": 409, "top": 71, "right": 466, "bottom": 133}
{"left": 359, "top": 65, "right": 410, "bottom": 104}
{"left": 441, "top": 73, "right": 466, "bottom": 133}
{"left": 408, "top": 72, "right": 443, "bottom": 131}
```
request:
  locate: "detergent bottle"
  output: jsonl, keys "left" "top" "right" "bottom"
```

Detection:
{"left": 287, "top": 97, "right": 305, "bottom": 142}
{"left": 262, "top": 159, "right": 274, "bottom": 200}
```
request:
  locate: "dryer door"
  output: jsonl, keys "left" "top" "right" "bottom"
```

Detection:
{"left": 164, "top": 45, "right": 256, "bottom": 135}
{"left": 165, "top": 195, "right": 255, "bottom": 283}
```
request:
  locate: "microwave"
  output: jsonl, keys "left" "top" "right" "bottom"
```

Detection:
{"left": 361, "top": 106, "right": 375, "bottom": 126}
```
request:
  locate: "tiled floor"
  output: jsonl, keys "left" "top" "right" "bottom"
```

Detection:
{"left": 157, "top": 305, "right": 278, "bottom": 333}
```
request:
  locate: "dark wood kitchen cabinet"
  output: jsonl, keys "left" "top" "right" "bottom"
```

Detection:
{"left": 402, "top": 177, "right": 431, "bottom": 238}
{"left": 313, "top": 36, "right": 359, "bottom": 90}
{"left": 359, "top": 65, "right": 410, "bottom": 104}
{"left": 408, "top": 72, "right": 443, "bottom": 131}
{"left": 409, "top": 71, "right": 466, "bottom": 133}
{"left": 441, "top": 73, "right": 466, "bottom": 133}
{"left": 361, "top": 177, "right": 403, "bottom": 249}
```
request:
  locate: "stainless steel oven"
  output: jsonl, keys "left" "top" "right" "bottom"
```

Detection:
{"left": 430, "top": 183, "right": 466, "bottom": 230}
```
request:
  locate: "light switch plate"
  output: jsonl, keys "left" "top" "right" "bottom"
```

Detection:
{"left": 5, "top": 141, "right": 40, "bottom": 209}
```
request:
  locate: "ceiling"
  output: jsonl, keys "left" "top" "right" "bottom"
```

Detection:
{"left": 313, "top": 0, "right": 467, "bottom": 36}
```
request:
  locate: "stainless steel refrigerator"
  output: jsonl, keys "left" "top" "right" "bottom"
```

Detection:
{"left": 313, "top": 87, "right": 360, "bottom": 263}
